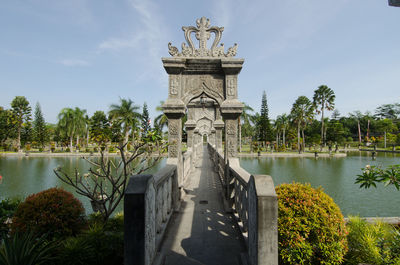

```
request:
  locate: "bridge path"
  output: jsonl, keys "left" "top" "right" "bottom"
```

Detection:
{"left": 159, "top": 147, "right": 245, "bottom": 265}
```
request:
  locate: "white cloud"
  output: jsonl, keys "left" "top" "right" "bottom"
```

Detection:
{"left": 59, "top": 59, "right": 90, "bottom": 67}
{"left": 98, "top": 35, "right": 144, "bottom": 51}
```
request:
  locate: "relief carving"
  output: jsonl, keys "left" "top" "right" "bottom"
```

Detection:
{"left": 169, "top": 75, "right": 179, "bottom": 95}
{"left": 227, "top": 77, "right": 236, "bottom": 97}
{"left": 168, "top": 144, "right": 178, "bottom": 158}
{"left": 227, "top": 138, "right": 236, "bottom": 157}
{"left": 183, "top": 75, "right": 224, "bottom": 104}
{"left": 169, "top": 121, "right": 179, "bottom": 136}
{"left": 226, "top": 122, "right": 236, "bottom": 135}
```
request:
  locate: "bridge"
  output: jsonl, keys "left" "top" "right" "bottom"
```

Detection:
{"left": 123, "top": 18, "right": 278, "bottom": 265}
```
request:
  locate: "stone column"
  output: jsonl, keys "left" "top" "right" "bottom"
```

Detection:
{"left": 221, "top": 59, "right": 244, "bottom": 161}
{"left": 221, "top": 100, "right": 243, "bottom": 162}
{"left": 210, "top": 128, "right": 216, "bottom": 147}
{"left": 185, "top": 120, "right": 196, "bottom": 151}
{"left": 163, "top": 99, "right": 185, "bottom": 186}
{"left": 214, "top": 120, "right": 224, "bottom": 153}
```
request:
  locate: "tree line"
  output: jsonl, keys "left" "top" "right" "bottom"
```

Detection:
{"left": 1, "top": 86, "right": 400, "bottom": 153}
{"left": 240, "top": 85, "right": 400, "bottom": 152}
{"left": 0, "top": 97, "right": 165, "bottom": 152}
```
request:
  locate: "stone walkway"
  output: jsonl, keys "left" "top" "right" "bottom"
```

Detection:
{"left": 159, "top": 147, "right": 245, "bottom": 265}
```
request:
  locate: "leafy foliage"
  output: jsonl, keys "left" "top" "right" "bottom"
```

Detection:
{"left": 0, "top": 199, "right": 21, "bottom": 241}
{"left": 33, "top": 102, "right": 48, "bottom": 148}
{"left": 276, "top": 183, "right": 347, "bottom": 265}
{"left": 0, "top": 231, "right": 57, "bottom": 265}
{"left": 89, "top": 111, "right": 111, "bottom": 145}
{"left": 141, "top": 102, "right": 151, "bottom": 136}
{"left": 290, "top": 96, "right": 314, "bottom": 152}
{"left": 356, "top": 164, "right": 400, "bottom": 190}
{"left": 11, "top": 188, "right": 86, "bottom": 239}
{"left": 11, "top": 96, "right": 31, "bottom": 151}
{"left": 313, "top": 85, "right": 335, "bottom": 146}
{"left": 256, "top": 91, "right": 273, "bottom": 142}
{"left": 345, "top": 216, "right": 400, "bottom": 265}
{"left": 57, "top": 213, "right": 124, "bottom": 265}
{"left": 109, "top": 98, "right": 140, "bottom": 146}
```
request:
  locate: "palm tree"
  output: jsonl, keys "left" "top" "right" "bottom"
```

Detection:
{"left": 291, "top": 96, "right": 314, "bottom": 153}
{"left": 275, "top": 114, "right": 289, "bottom": 148}
{"left": 58, "top": 108, "right": 76, "bottom": 151}
{"left": 57, "top": 107, "right": 87, "bottom": 151}
{"left": 109, "top": 98, "right": 140, "bottom": 147}
{"left": 239, "top": 103, "right": 254, "bottom": 152}
{"left": 154, "top": 101, "right": 168, "bottom": 132}
{"left": 73, "top": 108, "right": 87, "bottom": 148}
{"left": 313, "top": 85, "right": 335, "bottom": 148}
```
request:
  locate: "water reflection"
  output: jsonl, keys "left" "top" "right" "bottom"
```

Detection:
{"left": 0, "top": 156, "right": 166, "bottom": 214}
{"left": 240, "top": 151, "right": 400, "bottom": 217}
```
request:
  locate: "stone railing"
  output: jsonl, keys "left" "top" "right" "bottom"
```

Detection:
{"left": 182, "top": 150, "right": 193, "bottom": 184}
{"left": 124, "top": 161, "right": 180, "bottom": 265}
{"left": 208, "top": 143, "right": 278, "bottom": 265}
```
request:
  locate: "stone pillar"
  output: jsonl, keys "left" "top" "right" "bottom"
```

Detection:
{"left": 221, "top": 59, "right": 244, "bottom": 161}
{"left": 193, "top": 128, "right": 199, "bottom": 161}
{"left": 163, "top": 99, "right": 185, "bottom": 186}
{"left": 221, "top": 100, "right": 243, "bottom": 161}
{"left": 210, "top": 128, "right": 216, "bottom": 147}
{"left": 214, "top": 120, "right": 224, "bottom": 153}
{"left": 185, "top": 120, "right": 196, "bottom": 151}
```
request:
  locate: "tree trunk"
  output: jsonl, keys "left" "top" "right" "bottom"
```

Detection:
{"left": 297, "top": 123, "right": 301, "bottom": 154}
{"left": 70, "top": 136, "right": 73, "bottom": 152}
{"left": 124, "top": 129, "right": 130, "bottom": 150}
{"left": 302, "top": 129, "right": 306, "bottom": 153}
{"left": 86, "top": 129, "right": 89, "bottom": 147}
{"left": 17, "top": 125, "right": 21, "bottom": 152}
{"left": 283, "top": 129, "right": 286, "bottom": 148}
{"left": 321, "top": 106, "right": 325, "bottom": 147}
{"left": 76, "top": 135, "right": 80, "bottom": 149}
{"left": 384, "top": 131, "right": 387, "bottom": 149}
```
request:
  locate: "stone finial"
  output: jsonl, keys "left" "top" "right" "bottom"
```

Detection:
{"left": 168, "top": 17, "right": 237, "bottom": 58}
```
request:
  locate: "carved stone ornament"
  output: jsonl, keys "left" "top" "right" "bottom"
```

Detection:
{"left": 168, "top": 144, "right": 178, "bottom": 158}
{"left": 226, "top": 122, "right": 236, "bottom": 135}
{"left": 168, "top": 17, "right": 238, "bottom": 58}
{"left": 226, "top": 76, "right": 236, "bottom": 96}
{"left": 169, "top": 121, "right": 179, "bottom": 136}
{"left": 169, "top": 75, "right": 179, "bottom": 95}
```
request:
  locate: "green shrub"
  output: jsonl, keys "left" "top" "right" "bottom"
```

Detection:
{"left": 65, "top": 147, "right": 70, "bottom": 152}
{"left": 276, "top": 183, "right": 348, "bottom": 265}
{"left": 58, "top": 223, "right": 123, "bottom": 265}
{"left": 0, "top": 231, "right": 57, "bottom": 265}
{"left": 0, "top": 198, "right": 21, "bottom": 240}
{"left": 344, "top": 216, "right": 400, "bottom": 265}
{"left": 12, "top": 188, "right": 86, "bottom": 239}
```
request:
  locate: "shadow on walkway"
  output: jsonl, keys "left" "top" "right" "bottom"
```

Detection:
{"left": 159, "top": 145, "right": 245, "bottom": 265}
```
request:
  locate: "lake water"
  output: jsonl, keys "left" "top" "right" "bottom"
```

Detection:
{"left": 239, "top": 151, "right": 400, "bottom": 217}
{"left": 1, "top": 151, "right": 399, "bottom": 217}
{"left": 0, "top": 156, "right": 166, "bottom": 214}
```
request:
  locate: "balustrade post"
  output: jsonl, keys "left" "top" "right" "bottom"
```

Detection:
{"left": 124, "top": 175, "right": 156, "bottom": 265}
{"left": 248, "top": 175, "right": 278, "bottom": 265}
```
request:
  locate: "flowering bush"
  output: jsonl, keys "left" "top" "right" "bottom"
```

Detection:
{"left": 12, "top": 187, "right": 86, "bottom": 239}
{"left": 276, "top": 183, "right": 348, "bottom": 265}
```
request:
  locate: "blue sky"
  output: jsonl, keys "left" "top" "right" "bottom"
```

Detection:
{"left": 1, "top": 0, "right": 399, "bottom": 124}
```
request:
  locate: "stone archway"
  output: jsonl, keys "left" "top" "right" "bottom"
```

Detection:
{"left": 162, "top": 17, "right": 244, "bottom": 184}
